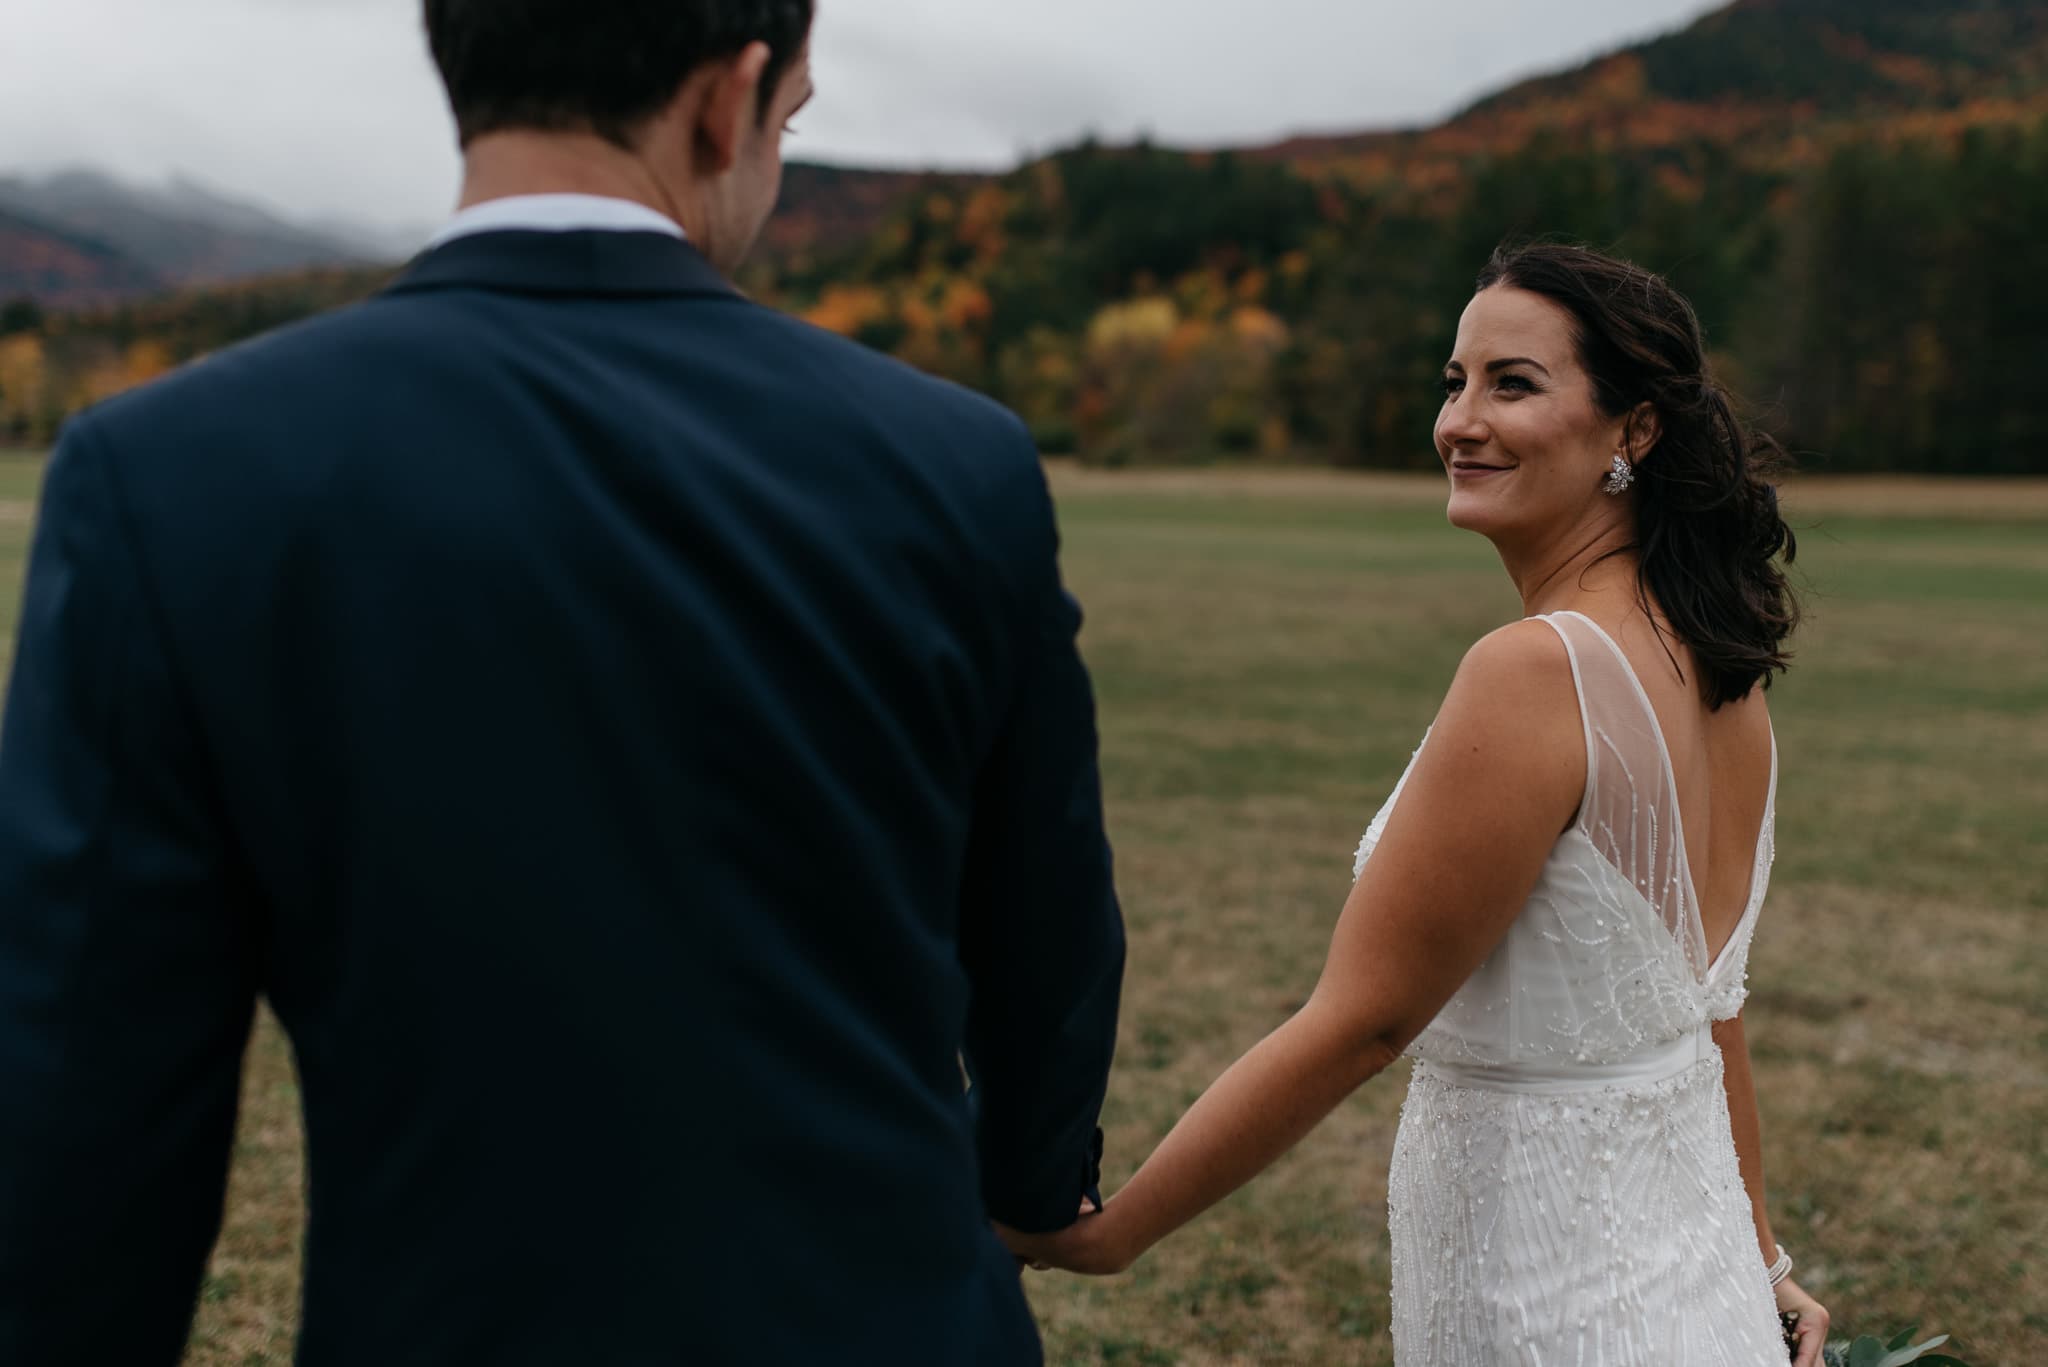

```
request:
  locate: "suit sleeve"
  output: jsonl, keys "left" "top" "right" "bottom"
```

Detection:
{"left": 0, "top": 421, "right": 258, "bottom": 1365}
{"left": 958, "top": 429, "right": 1125, "bottom": 1234}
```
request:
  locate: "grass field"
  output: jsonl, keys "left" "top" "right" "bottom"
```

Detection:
{"left": 1, "top": 452, "right": 2043, "bottom": 1365}
{"left": 0, "top": 455, "right": 40, "bottom": 691}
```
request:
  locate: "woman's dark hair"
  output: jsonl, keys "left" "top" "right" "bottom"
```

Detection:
{"left": 425, "top": 0, "right": 814, "bottom": 148}
{"left": 1475, "top": 242, "right": 1799, "bottom": 709}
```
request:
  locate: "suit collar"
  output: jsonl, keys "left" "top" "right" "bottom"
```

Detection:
{"left": 384, "top": 229, "right": 741, "bottom": 302}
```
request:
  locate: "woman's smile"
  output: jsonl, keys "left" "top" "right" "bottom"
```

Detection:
{"left": 1449, "top": 458, "right": 1513, "bottom": 481}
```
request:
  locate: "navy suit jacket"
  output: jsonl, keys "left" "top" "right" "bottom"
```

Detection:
{"left": 0, "top": 230, "right": 1124, "bottom": 1365}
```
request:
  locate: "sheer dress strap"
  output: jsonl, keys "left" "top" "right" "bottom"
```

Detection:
{"left": 1529, "top": 612, "right": 1710, "bottom": 984}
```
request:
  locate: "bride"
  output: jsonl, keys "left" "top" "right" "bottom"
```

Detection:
{"left": 1001, "top": 243, "right": 1832, "bottom": 1366}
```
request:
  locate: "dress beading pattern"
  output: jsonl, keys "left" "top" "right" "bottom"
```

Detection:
{"left": 1355, "top": 612, "right": 1783, "bottom": 1366}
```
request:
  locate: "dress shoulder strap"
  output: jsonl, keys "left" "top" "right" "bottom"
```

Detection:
{"left": 1529, "top": 612, "right": 1711, "bottom": 982}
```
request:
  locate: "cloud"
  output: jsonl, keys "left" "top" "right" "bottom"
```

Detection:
{"left": 2, "top": 0, "right": 457, "bottom": 225}
{"left": 805, "top": 4, "right": 1134, "bottom": 167}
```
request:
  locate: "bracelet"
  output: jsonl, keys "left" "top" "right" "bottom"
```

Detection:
{"left": 1766, "top": 1244, "right": 1794, "bottom": 1287}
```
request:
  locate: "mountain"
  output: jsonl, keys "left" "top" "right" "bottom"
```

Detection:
{"left": 10, "top": 0, "right": 2046, "bottom": 473}
{"left": 0, "top": 161, "right": 962, "bottom": 308}
{"left": 3, "top": 170, "right": 374, "bottom": 278}
{"left": 1255, "top": 0, "right": 2048, "bottom": 181}
{"left": 1482, "top": 0, "right": 2048, "bottom": 111}
{"left": 0, "top": 206, "right": 163, "bottom": 308}
{"left": 723, "top": 0, "right": 2048, "bottom": 475}
{"left": 0, "top": 169, "right": 376, "bottom": 307}
{"left": 9, "top": 0, "right": 2048, "bottom": 311}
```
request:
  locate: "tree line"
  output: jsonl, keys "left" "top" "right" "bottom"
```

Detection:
{"left": 5, "top": 120, "right": 2044, "bottom": 475}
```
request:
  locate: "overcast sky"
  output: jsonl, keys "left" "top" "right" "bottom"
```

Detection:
{"left": 2, "top": 0, "right": 1722, "bottom": 233}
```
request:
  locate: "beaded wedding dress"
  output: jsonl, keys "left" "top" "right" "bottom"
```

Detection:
{"left": 1354, "top": 612, "right": 1786, "bottom": 1366}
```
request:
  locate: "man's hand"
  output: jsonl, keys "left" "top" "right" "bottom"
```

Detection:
{"left": 994, "top": 1198, "right": 1134, "bottom": 1277}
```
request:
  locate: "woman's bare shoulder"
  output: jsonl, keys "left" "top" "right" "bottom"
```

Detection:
{"left": 1449, "top": 617, "right": 1579, "bottom": 710}
{"left": 1425, "top": 619, "right": 1583, "bottom": 785}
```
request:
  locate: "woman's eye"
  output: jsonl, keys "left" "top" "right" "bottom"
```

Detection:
{"left": 1439, "top": 375, "right": 1464, "bottom": 397}
{"left": 1496, "top": 374, "right": 1536, "bottom": 394}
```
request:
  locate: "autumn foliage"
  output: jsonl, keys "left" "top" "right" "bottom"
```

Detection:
{"left": 5, "top": 0, "right": 2046, "bottom": 473}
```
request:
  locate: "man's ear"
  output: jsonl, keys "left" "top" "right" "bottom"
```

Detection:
{"left": 692, "top": 41, "right": 773, "bottom": 174}
{"left": 1622, "top": 402, "right": 1662, "bottom": 465}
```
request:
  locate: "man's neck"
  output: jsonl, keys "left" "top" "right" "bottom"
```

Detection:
{"left": 455, "top": 132, "right": 692, "bottom": 230}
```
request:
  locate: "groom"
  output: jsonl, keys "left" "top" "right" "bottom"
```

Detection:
{"left": 0, "top": 1, "right": 1124, "bottom": 1362}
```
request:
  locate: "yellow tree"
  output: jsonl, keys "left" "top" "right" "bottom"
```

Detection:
{"left": 120, "top": 339, "right": 174, "bottom": 389}
{"left": 0, "top": 333, "right": 48, "bottom": 443}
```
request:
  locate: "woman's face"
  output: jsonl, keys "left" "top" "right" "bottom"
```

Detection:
{"left": 1434, "top": 284, "right": 1632, "bottom": 544}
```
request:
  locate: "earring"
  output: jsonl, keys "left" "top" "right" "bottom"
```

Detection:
{"left": 1603, "top": 455, "right": 1635, "bottom": 495}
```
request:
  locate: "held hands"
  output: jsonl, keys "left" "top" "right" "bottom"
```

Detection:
{"left": 994, "top": 1198, "right": 1136, "bottom": 1277}
{"left": 1775, "top": 1277, "right": 1831, "bottom": 1367}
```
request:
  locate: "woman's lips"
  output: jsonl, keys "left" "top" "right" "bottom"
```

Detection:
{"left": 1450, "top": 461, "right": 1511, "bottom": 480}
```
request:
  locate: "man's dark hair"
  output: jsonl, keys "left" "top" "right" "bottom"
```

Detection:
{"left": 425, "top": 0, "right": 814, "bottom": 147}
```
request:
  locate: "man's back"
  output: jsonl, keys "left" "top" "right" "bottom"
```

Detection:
{"left": 0, "top": 231, "right": 1123, "bottom": 1364}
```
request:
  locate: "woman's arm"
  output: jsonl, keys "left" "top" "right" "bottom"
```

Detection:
{"left": 1000, "top": 621, "right": 1585, "bottom": 1274}
{"left": 1714, "top": 1011, "right": 1831, "bottom": 1367}
{"left": 1714, "top": 1012, "right": 1779, "bottom": 1263}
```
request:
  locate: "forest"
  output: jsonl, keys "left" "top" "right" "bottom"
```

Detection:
{"left": 6, "top": 0, "right": 2047, "bottom": 474}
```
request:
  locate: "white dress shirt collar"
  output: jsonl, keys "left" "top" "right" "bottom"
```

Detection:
{"left": 426, "top": 194, "right": 686, "bottom": 251}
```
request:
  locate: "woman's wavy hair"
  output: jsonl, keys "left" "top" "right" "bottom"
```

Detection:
{"left": 1475, "top": 242, "right": 1800, "bottom": 708}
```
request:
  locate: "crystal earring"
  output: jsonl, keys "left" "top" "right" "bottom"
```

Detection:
{"left": 1603, "top": 455, "right": 1635, "bottom": 495}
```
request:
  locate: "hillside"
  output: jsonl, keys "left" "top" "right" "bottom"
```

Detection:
{"left": 764, "top": 162, "right": 982, "bottom": 262}
{"left": 12, "top": 0, "right": 2041, "bottom": 307}
{"left": 0, "top": 161, "right": 957, "bottom": 309}
{"left": 739, "top": 0, "right": 2048, "bottom": 473}
{"left": 0, "top": 207, "right": 163, "bottom": 308}
{"left": 1477, "top": 0, "right": 2048, "bottom": 113}
{"left": 6, "top": 0, "right": 2045, "bottom": 473}
{"left": 1261, "top": 0, "right": 2048, "bottom": 184}
{"left": 0, "top": 170, "right": 378, "bottom": 306}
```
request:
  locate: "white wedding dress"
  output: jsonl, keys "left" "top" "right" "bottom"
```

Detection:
{"left": 1354, "top": 612, "right": 1787, "bottom": 1366}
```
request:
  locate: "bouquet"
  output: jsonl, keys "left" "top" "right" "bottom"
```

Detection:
{"left": 1780, "top": 1318, "right": 1972, "bottom": 1367}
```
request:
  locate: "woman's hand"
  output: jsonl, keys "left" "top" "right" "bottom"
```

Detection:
{"left": 1775, "top": 1276, "right": 1830, "bottom": 1367}
{"left": 994, "top": 1201, "right": 1136, "bottom": 1277}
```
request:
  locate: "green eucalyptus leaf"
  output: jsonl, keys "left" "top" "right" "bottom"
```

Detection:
{"left": 1848, "top": 1337, "right": 1890, "bottom": 1367}
{"left": 1877, "top": 1337, "right": 1952, "bottom": 1367}
{"left": 1887, "top": 1327, "right": 1921, "bottom": 1352}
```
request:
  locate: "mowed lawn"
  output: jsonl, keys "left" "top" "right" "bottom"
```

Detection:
{"left": 1, "top": 453, "right": 2043, "bottom": 1365}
